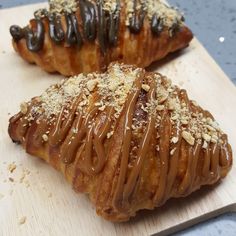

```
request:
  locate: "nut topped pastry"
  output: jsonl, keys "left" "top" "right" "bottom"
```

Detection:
{"left": 8, "top": 63, "right": 232, "bottom": 221}
{"left": 9, "top": 0, "right": 193, "bottom": 76}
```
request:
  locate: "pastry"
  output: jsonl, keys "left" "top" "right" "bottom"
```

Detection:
{"left": 8, "top": 63, "right": 232, "bottom": 222}
{"left": 9, "top": 0, "right": 193, "bottom": 76}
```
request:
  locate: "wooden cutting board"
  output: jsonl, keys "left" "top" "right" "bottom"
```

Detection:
{"left": 0, "top": 3, "right": 236, "bottom": 236}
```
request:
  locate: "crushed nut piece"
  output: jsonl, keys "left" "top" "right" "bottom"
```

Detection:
{"left": 181, "top": 119, "right": 188, "bottom": 125}
{"left": 107, "top": 131, "right": 114, "bottom": 139}
{"left": 170, "top": 148, "right": 177, "bottom": 155}
{"left": 157, "top": 105, "right": 165, "bottom": 111}
{"left": 9, "top": 177, "right": 14, "bottom": 182}
{"left": 202, "top": 133, "right": 211, "bottom": 142}
{"left": 42, "top": 134, "right": 49, "bottom": 142}
{"left": 141, "top": 84, "right": 150, "bottom": 92}
{"left": 182, "top": 131, "right": 195, "bottom": 146}
{"left": 87, "top": 79, "right": 98, "bottom": 92}
{"left": 205, "top": 125, "right": 216, "bottom": 132}
{"left": 202, "top": 141, "right": 208, "bottom": 149}
{"left": 20, "top": 102, "right": 28, "bottom": 114}
{"left": 171, "top": 137, "right": 179, "bottom": 144}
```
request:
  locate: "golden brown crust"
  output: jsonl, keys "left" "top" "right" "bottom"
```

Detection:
{"left": 11, "top": 1, "right": 193, "bottom": 76}
{"left": 8, "top": 63, "right": 232, "bottom": 222}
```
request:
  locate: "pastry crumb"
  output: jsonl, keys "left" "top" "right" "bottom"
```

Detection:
{"left": 24, "top": 180, "right": 30, "bottom": 188}
{"left": 20, "top": 102, "right": 28, "bottom": 114}
{"left": 18, "top": 216, "right": 27, "bottom": 225}
{"left": 9, "top": 177, "right": 14, "bottom": 182}
{"left": 8, "top": 163, "right": 17, "bottom": 173}
{"left": 19, "top": 173, "right": 25, "bottom": 183}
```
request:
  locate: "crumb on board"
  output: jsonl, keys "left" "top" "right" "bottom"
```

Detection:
{"left": 9, "top": 177, "right": 14, "bottom": 182}
{"left": 18, "top": 216, "right": 27, "bottom": 225}
{"left": 19, "top": 173, "right": 26, "bottom": 183}
{"left": 0, "top": 193, "right": 4, "bottom": 199}
{"left": 24, "top": 180, "right": 30, "bottom": 188}
{"left": 8, "top": 163, "right": 17, "bottom": 173}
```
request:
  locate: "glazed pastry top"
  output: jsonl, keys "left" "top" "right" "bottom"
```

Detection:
{"left": 10, "top": 0, "right": 185, "bottom": 52}
{"left": 9, "top": 63, "right": 232, "bottom": 214}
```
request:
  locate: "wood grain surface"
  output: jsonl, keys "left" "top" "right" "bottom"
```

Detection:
{"left": 0, "top": 3, "right": 236, "bottom": 236}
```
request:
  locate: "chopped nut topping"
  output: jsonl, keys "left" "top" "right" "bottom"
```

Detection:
{"left": 87, "top": 79, "right": 98, "bottom": 92}
{"left": 141, "top": 84, "right": 150, "bottom": 92}
{"left": 171, "top": 137, "right": 178, "bottom": 144}
{"left": 202, "top": 141, "right": 208, "bottom": 149}
{"left": 157, "top": 87, "right": 169, "bottom": 104}
{"left": 17, "top": 63, "right": 226, "bottom": 155}
{"left": 157, "top": 105, "right": 165, "bottom": 111}
{"left": 126, "top": 0, "right": 184, "bottom": 30}
{"left": 181, "top": 119, "right": 188, "bottom": 125}
{"left": 205, "top": 124, "right": 216, "bottom": 132}
{"left": 42, "top": 134, "right": 49, "bottom": 142}
{"left": 168, "top": 98, "right": 177, "bottom": 110}
{"left": 20, "top": 102, "right": 28, "bottom": 114}
{"left": 107, "top": 130, "right": 114, "bottom": 139}
{"left": 170, "top": 147, "right": 177, "bottom": 155}
{"left": 202, "top": 133, "right": 211, "bottom": 142}
{"left": 49, "top": 0, "right": 77, "bottom": 14}
{"left": 182, "top": 131, "right": 195, "bottom": 146}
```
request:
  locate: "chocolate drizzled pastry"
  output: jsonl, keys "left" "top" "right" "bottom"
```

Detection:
{"left": 8, "top": 63, "right": 232, "bottom": 222}
{"left": 9, "top": 0, "right": 193, "bottom": 76}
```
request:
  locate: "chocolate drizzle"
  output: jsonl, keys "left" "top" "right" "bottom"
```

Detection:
{"left": 9, "top": 0, "right": 184, "bottom": 54}
{"left": 25, "top": 19, "right": 45, "bottom": 52}
{"left": 151, "top": 14, "right": 163, "bottom": 35}
{"left": 48, "top": 14, "right": 65, "bottom": 43}
{"left": 10, "top": 25, "right": 24, "bottom": 41}
{"left": 128, "top": 0, "right": 146, "bottom": 34}
{"left": 79, "top": 0, "right": 96, "bottom": 41}
{"left": 65, "top": 13, "right": 83, "bottom": 47}
{"left": 97, "top": 0, "right": 107, "bottom": 53}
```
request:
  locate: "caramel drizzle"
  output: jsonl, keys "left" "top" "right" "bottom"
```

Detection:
{"left": 82, "top": 106, "right": 113, "bottom": 174}
{"left": 112, "top": 77, "right": 143, "bottom": 210}
{"left": 59, "top": 106, "right": 98, "bottom": 164}
{"left": 49, "top": 94, "right": 114, "bottom": 175}
{"left": 49, "top": 97, "right": 81, "bottom": 146}
{"left": 123, "top": 82, "right": 156, "bottom": 202}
